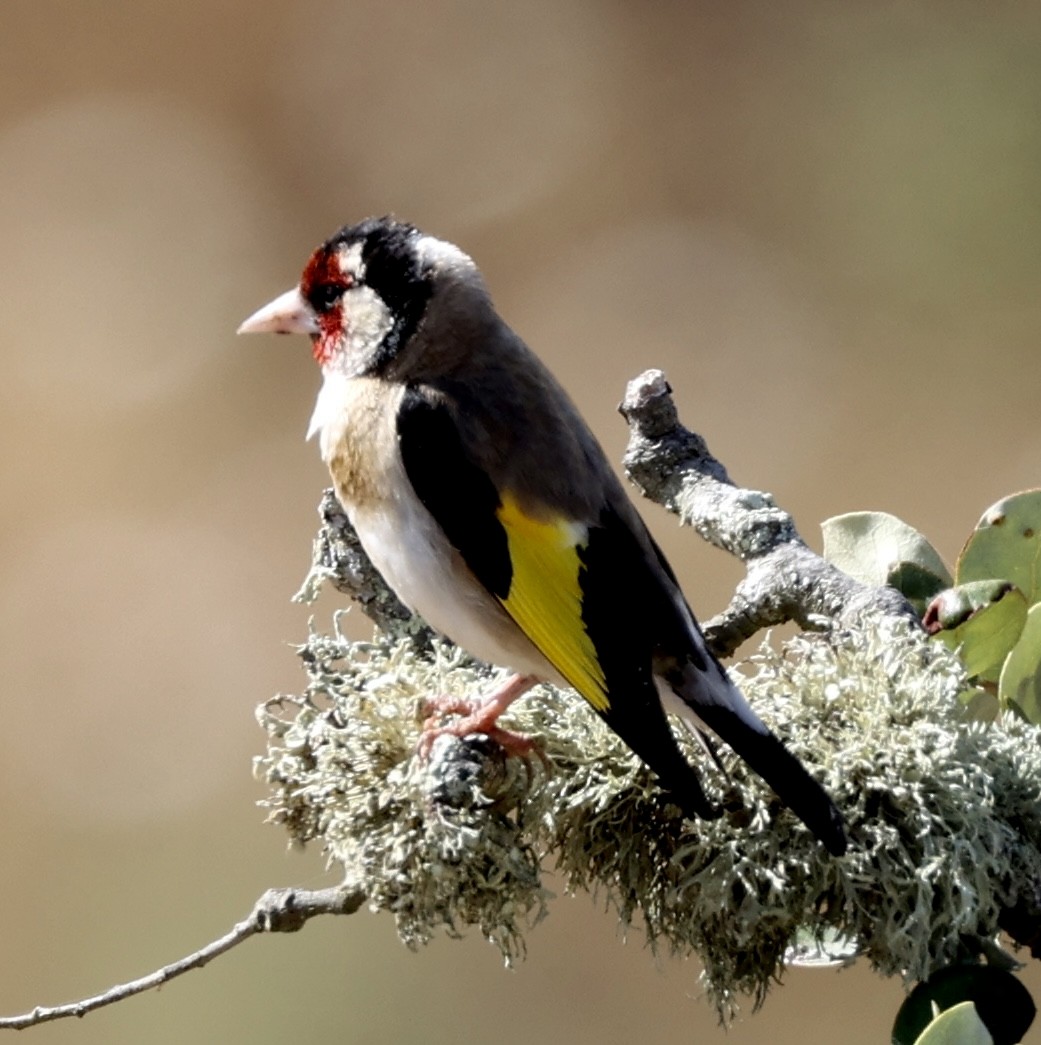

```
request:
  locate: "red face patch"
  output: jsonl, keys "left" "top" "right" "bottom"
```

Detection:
{"left": 300, "top": 246, "right": 344, "bottom": 301}
{"left": 310, "top": 310, "right": 341, "bottom": 366}
{"left": 300, "top": 246, "right": 354, "bottom": 367}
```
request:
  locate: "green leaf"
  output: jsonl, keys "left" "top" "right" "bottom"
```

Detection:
{"left": 822, "top": 512, "right": 952, "bottom": 593}
{"left": 912, "top": 1003, "right": 993, "bottom": 1045}
{"left": 958, "top": 490, "right": 1041, "bottom": 607}
{"left": 892, "top": 965, "right": 1035, "bottom": 1045}
{"left": 888, "top": 561, "right": 952, "bottom": 614}
{"left": 999, "top": 603, "right": 1041, "bottom": 724}
{"left": 926, "top": 581, "right": 1028, "bottom": 680}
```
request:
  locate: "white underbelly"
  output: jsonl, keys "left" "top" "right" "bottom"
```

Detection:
{"left": 349, "top": 494, "right": 562, "bottom": 684}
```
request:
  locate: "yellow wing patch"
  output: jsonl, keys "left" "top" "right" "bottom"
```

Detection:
{"left": 496, "top": 493, "right": 610, "bottom": 712}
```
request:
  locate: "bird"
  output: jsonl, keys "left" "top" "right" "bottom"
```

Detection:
{"left": 237, "top": 216, "right": 847, "bottom": 857}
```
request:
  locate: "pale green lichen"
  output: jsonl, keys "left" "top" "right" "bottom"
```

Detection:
{"left": 255, "top": 613, "right": 1041, "bottom": 1018}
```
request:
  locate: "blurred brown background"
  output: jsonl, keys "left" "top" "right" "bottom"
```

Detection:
{"left": 1, "top": 1, "right": 1039, "bottom": 1042}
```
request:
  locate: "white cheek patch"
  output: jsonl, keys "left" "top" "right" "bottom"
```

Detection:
{"left": 324, "top": 285, "right": 394, "bottom": 378}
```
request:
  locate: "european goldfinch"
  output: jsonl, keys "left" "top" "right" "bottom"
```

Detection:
{"left": 238, "top": 217, "right": 847, "bottom": 856}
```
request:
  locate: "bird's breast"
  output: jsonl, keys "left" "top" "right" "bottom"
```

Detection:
{"left": 311, "top": 372, "right": 398, "bottom": 511}
{"left": 311, "top": 373, "right": 557, "bottom": 680}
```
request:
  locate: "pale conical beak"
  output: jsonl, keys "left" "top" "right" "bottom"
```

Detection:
{"left": 237, "top": 287, "right": 319, "bottom": 335}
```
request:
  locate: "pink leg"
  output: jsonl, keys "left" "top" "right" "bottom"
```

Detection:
{"left": 419, "top": 674, "right": 540, "bottom": 759}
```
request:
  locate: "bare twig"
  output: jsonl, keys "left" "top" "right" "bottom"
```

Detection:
{"left": 619, "top": 369, "right": 918, "bottom": 656}
{"left": 0, "top": 886, "right": 364, "bottom": 1030}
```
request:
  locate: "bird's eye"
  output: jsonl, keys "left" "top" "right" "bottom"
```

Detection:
{"left": 312, "top": 282, "right": 346, "bottom": 311}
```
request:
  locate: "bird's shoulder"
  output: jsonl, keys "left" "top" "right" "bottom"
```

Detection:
{"left": 395, "top": 373, "right": 686, "bottom": 597}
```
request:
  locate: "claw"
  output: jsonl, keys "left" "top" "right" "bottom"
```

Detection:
{"left": 417, "top": 673, "right": 547, "bottom": 767}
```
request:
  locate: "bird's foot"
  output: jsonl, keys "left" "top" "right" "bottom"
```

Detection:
{"left": 419, "top": 714, "right": 539, "bottom": 761}
{"left": 418, "top": 674, "right": 545, "bottom": 764}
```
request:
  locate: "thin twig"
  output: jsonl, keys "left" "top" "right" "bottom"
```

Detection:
{"left": 0, "top": 886, "right": 364, "bottom": 1030}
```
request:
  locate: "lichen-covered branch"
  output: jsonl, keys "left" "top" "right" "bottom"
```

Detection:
{"left": 261, "top": 368, "right": 1041, "bottom": 1015}
{"left": 619, "top": 369, "right": 918, "bottom": 657}
{"left": 5, "top": 369, "right": 1036, "bottom": 1031}
{"left": 257, "top": 620, "right": 1041, "bottom": 1017}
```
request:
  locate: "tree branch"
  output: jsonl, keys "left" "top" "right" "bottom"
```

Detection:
{"left": 294, "top": 492, "right": 437, "bottom": 648}
{"left": 4, "top": 369, "right": 1037, "bottom": 1028}
{"left": 618, "top": 369, "right": 918, "bottom": 656}
{"left": 0, "top": 886, "right": 364, "bottom": 1030}
{"left": 256, "top": 369, "right": 1040, "bottom": 1008}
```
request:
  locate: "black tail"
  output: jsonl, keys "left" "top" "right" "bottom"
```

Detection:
{"left": 694, "top": 703, "right": 848, "bottom": 857}
{"left": 607, "top": 707, "right": 724, "bottom": 822}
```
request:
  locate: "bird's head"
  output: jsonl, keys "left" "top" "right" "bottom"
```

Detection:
{"left": 238, "top": 217, "right": 483, "bottom": 376}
